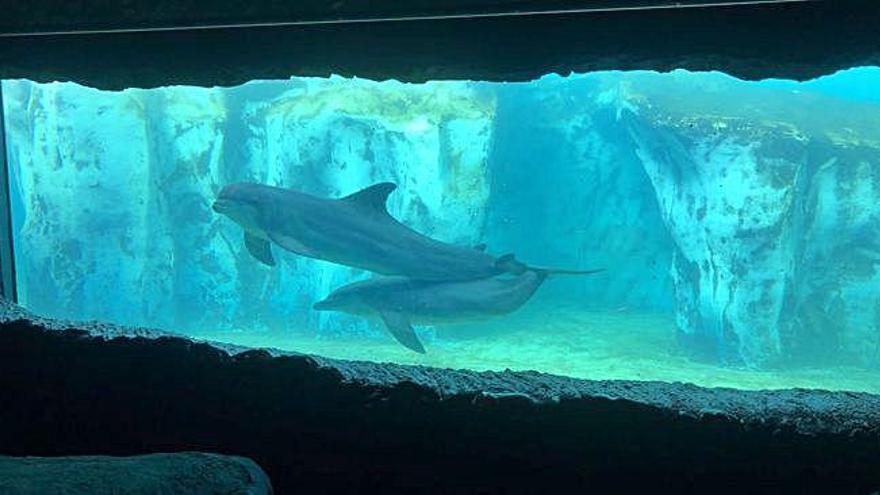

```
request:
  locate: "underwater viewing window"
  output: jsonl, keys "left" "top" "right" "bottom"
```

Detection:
{"left": 2, "top": 66, "right": 880, "bottom": 393}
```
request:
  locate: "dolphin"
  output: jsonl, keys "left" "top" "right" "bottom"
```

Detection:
{"left": 212, "top": 182, "right": 588, "bottom": 281}
{"left": 312, "top": 268, "right": 603, "bottom": 353}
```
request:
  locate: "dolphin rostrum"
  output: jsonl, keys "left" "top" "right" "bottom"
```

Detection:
{"left": 212, "top": 182, "right": 591, "bottom": 281}
{"left": 312, "top": 269, "right": 604, "bottom": 353}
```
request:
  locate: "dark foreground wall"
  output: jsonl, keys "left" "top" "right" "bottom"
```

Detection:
{"left": 1, "top": 1, "right": 879, "bottom": 89}
{"left": 0, "top": 452, "right": 272, "bottom": 494}
{"left": 2, "top": 316, "right": 880, "bottom": 494}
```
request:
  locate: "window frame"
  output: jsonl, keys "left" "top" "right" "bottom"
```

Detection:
{"left": 0, "top": 83, "right": 18, "bottom": 302}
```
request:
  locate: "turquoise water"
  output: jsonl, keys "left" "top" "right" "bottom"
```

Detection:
{"left": 2, "top": 68, "right": 879, "bottom": 391}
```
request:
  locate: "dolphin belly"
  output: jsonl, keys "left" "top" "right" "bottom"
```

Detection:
{"left": 408, "top": 312, "right": 503, "bottom": 326}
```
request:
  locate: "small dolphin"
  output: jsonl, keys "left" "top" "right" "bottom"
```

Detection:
{"left": 313, "top": 268, "right": 603, "bottom": 353}
{"left": 213, "top": 182, "right": 585, "bottom": 281}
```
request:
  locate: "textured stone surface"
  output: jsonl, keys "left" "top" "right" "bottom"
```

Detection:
{"left": 0, "top": 1, "right": 879, "bottom": 89}
{"left": 3, "top": 78, "right": 493, "bottom": 339}
{"left": 485, "top": 76, "right": 675, "bottom": 310}
{"left": 623, "top": 71, "right": 880, "bottom": 366}
{"left": 2, "top": 304, "right": 880, "bottom": 494}
{"left": 2, "top": 299, "right": 879, "bottom": 436}
{"left": 0, "top": 453, "right": 272, "bottom": 495}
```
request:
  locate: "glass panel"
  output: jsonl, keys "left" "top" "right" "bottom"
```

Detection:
{"left": 2, "top": 68, "right": 879, "bottom": 391}
{"left": 0, "top": 86, "right": 17, "bottom": 301}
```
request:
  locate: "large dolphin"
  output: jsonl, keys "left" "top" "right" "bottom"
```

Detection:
{"left": 212, "top": 182, "right": 589, "bottom": 281}
{"left": 312, "top": 269, "right": 603, "bottom": 353}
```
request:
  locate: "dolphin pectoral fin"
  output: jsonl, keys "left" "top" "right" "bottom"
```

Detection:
{"left": 379, "top": 311, "right": 426, "bottom": 354}
{"left": 340, "top": 182, "right": 397, "bottom": 216}
{"left": 267, "top": 232, "right": 318, "bottom": 259}
{"left": 474, "top": 243, "right": 487, "bottom": 252}
{"left": 244, "top": 233, "right": 276, "bottom": 266}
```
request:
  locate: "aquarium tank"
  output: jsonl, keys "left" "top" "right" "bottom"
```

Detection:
{"left": 2, "top": 67, "right": 879, "bottom": 392}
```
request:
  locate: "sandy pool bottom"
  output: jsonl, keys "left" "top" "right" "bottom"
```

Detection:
{"left": 196, "top": 308, "right": 880, "bottom": 394}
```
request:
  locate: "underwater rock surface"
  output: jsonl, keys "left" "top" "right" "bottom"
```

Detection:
{"left": 2, "top": 301, "right": 880, "bottom": 494}
{"left": 624, "top": 72, "right": 880, "bottom": 366}
{"left": 3, "top": 70, "right": 880, "bottom": 367}
{"left": 0, "top": 453, "right": 272, "bottom": 495}
{"left": 3, "top": 78, "right": 493, "bottom": 340}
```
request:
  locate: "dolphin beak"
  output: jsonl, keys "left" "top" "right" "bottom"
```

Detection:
{"left": 313, "top": 299, "right": 334, "bottom": 311}
{"left": 212, "top": 199, "right": 231, "bottom": 214}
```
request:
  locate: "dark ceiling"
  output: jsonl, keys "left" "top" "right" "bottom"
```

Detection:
{"left": 0, "top": 0, "right": 878, "bottom": 89}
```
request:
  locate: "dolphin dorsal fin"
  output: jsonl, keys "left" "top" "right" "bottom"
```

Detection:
{"left": 340, "top": 182, "right": 397, "bottom": 214}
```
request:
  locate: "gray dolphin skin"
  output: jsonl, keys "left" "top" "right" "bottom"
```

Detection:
{"left": 312, "top": 269, "right": 603, "bottom": 353}
{"left": 213, "top": 182, "right": 557, "bottom": 281}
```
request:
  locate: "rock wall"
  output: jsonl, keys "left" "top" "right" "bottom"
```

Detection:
{"left": 484, "top": 75, "right": 675, "bottom": 310}
{"left": 3, "top": 70, "right": 879, "bottom": 368}
{"left": 621, "top": 71, "right": 880, "bottom": 367}
{"left": 4, "top": 317, "right": 880, "bottom": 495}
{"left": 2, "top": 78, "right": 494, "bottom": 339}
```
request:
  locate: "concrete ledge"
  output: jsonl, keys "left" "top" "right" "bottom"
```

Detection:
{"left": 1, "top": 1, "right": 878, "bottom": 89}
{"left": 1, "top": 303, "right": 879, "bottom": 493}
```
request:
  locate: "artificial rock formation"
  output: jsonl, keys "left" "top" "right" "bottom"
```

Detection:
{"left": 3, "top": 78, "right": 493, "bottom": 340}
{"left": 622, "top": 72, "right": 880, "bottom": 366}
{"left": 1, "top": 304, "right": 880, "bottom": 494}
{"left": 3, "top": 70, "right": 879, "bottom": 367}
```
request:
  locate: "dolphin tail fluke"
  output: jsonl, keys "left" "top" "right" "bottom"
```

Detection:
{"left": 496, "top": 253, "right": 603, "bottom": 277}
{"left": 380, "top": 311, "right": 426, "bottom": 354}
{"left": 536, "top": 267, "right": 605, "bottom": 277}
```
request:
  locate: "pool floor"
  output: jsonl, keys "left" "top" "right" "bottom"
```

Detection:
{"left": 196, "top": 308, "right": 880, "bottom": 394}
